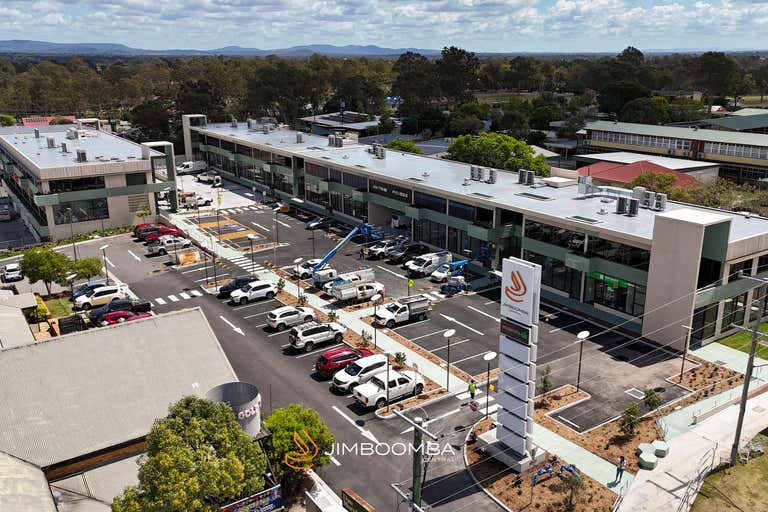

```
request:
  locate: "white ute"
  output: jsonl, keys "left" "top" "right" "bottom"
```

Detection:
{"left": 353, "top": 370, "right": 425, "bottom": 409}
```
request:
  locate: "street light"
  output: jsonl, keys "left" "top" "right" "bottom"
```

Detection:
{"left": 247, "top": 234, "right": 257, "bottom": 277}
{"left": 216, "top": 207, "right": 222, "bottom": 241}
{"left": 483, "top": 351, "right": 497, "bottom": 419}
{"left": 680, "top": 324, "right": 693, "bottom": 384}
{"left": 99, "top": 244, "right": 110, "bottom": 285}
{"left": 444, "top": 329, "right": 456, "bottom": 391}
{"left": 66, "top": 273, "right": 77, "bottom": 298}
{"left": 371, "top": 293, "right": 382, "bottom": 348}
{"left": 67, "top": 207, "right": 77, "bottom": 262}
{"left": 272, "top": 206, "right": 281, "bottom": 267}
{"left": 293, "top": 257, "right": 303, "bottom": 300}
{"left": 575, "top": 330, "right": 590, "bottom": 393}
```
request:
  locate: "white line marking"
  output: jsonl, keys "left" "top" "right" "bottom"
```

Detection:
{"left": 411, "top": 329, "right": 449, "bottom": 340}
{"left": 430, "top": 338, "right": 471, "bottom": 352}
{"left": 557, "top": 415, "right": 580, "bottom": 430}
{"left": 281, "top": 343, "right": 291, "bottom": 348}
{"left": 190, "top": 290, "right": 202, "bottom": 297}
{"left": 244, "top": 311, "right": 269, "bottom": 319}
{"left": 485, "top": 404, "right": 499, "bottom": 415}
{"left": 268, "top": 330, "right": 288, "bottom": 337}
{"left": 179, "top": 292, "right": 191, "bottom": 300}
{"left": 295, "top": 343, "right": 343, "bottom": 358}
{"left": 195, "top": 274, "right": 227, "bottom": 282}
{"left": 168, "top": 294, "right": 179, "bottom": 302}
{"left": 154, "top": 297, "right": 167, "bottom": 305}
{"left": 104, "top": 256, "right": 115, "bottom": 268}
{"left": 483, "top": 300, "right": 497, "bottom": 305}
{"left": 252, "top": 222, "right": 270, "bottom": 232}
{"left": 182, "top": 267, "right": 209, "bottom": 273}
{"left": 401, "top": 408, "right": 461, "bottom": 433}
{"left": 127, "top": 250, "right": 141, "bottom": 262}
{"left": 392, "top": 319, "right": 430, "bottom": 330}
{"left": 376, "top": 265, "right": 408, "bottom": 279}
{"left": 439, "top": 314, "right": 484, "bottom": 335}
{"left": 276, "top": 219, "right": 291, "bottom": 228}
{"left": 549, "top": 320, "right": 585, "bottom": 333}
{"left": 328, "top": 455, "right": 341, "bottom": 467}
{"left": 331, "top": 405, "right": 379, "bottom": 444}
{"left": 468, "top": 306, "right": 501, "bottom": 323}
{"left": 452, "top": 350, "right": 491, "bottom": 364}
{"left": 220, "top": 315, "right": 245, "bottom": 335}
{"left": 233, "top": 299, "right": 276, "bottom": 311}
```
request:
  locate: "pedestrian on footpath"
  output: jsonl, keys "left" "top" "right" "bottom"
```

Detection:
{"left": 615, "top": 456, "right": 626, "bottom": 482}
{"left": 468, "top": 379, "right": 477, "bottom": 400}
{"left": 359, "top": 246, "right": 365, "bottom": 260}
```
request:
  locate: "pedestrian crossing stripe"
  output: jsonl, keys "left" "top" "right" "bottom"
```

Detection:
{"left": 168, "top": 294, "right": 179, "bottom": 302}
{"left": 179, "top": 292, "right": 190, "bottom": 299}
{"left": 190, "top": 290, "right": 202, "bottom": 297}
{"left": 155, "top": 297, "right": 167, "bottom": 305}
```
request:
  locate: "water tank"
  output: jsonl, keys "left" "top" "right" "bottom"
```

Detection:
{"left": 627, "top": 198, "right": 640, "bottom": 216}
{"left": 616, "top": 196, "right": 628, "bottom": 214}
{"left": 206, "top": 381, "right": 262, "bottom": 437}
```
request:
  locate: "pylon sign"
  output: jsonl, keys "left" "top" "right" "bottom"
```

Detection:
{"left": 497, "top": 257, "right": 541, "bottom": 459}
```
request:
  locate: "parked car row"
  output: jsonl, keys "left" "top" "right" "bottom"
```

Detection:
{"left": 69, "top": 278, "right": 153, "bottom": 328}
{"left": 133, "top": 222, "right": 194, "bottom": 258}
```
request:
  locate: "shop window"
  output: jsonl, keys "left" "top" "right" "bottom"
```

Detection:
{"left": 53, "top": 199, "right": 109, "bottom": 225}
{"left": 125, "top": 173, "right": 147, "bottom": 186}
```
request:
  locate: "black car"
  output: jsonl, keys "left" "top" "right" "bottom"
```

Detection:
{"left": 387, "top": 243, "right": 431, "bottom": 264}
{"left": 89, "top": 299, "right": 152, "bottom": 325}
{"left": 218, "top": 275, "right": 254, "bottom": 298}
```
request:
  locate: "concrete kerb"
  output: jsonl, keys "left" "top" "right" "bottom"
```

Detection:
{"left": 462, "top": 415, "right": 515, "bottom": 512}
{"left": 0, "top": 231, "right": 137, "bottom": 264}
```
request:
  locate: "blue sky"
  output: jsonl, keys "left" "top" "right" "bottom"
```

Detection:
{"left": 2, "top": 0, "right": 767, "bottom": 52}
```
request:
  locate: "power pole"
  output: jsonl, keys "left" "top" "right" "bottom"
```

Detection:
{"left": 393, "top": 410, "right": 439, "bottom": 510}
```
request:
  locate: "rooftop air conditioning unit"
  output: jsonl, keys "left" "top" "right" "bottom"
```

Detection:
{"left": 632, "top": 186, "right": 646, "bottom": 200}
{"left": 486, "top": 168, "right": 497, "bottom": 184}
{"left": 627, "top": 198, "right": 640, "bottom": 216}
{"left": 328, "top": 134, "right": 336, "bottom": 146}
{"left": 46, "top": 137, "right": 56, "bottom": 148}
{"left": 641, "top": 190, "right": 654, "bottom": 208}
{"left": 296, "top": 133, "right": 304, "bottom": 144}
{"left": 526, "top": 170, "right": 535, "bottom": 186}
{"left": 61, "top": 142, "right": 68, "bottom": 153}
{"left": 263, "top": 125, "right": 269, "bottom": 134}
{"left": 76, "top": 149, "right": 87, "bottom": 162}
{"left": 230, "top": 117, "right": 238, "bottom": 127}
{"left": 246, "top": 119, "right": 252, "bottom": 129}
{"left": 698, "top": 152, "right": 705, "bottom": 159}
{"left": 654, "top": 192, "right": 667, "bottom": 211}
{"left": 336, "top": 136, "right": 344, "bottom": 148}
{"left": 66, "top": 128, "right": 79, "bottom": 140}
{"left": 463, "top": 178, "right": 471, "bottom": 186}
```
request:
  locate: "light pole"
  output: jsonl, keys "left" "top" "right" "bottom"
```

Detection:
{"left": 386, "top": 350, "right": 392, "bottom": 407}
{"left": 444, "top": 329, "right": 456, "bottom": 391}
{"left": 483, "top": 351, "right": 497, "bottom": 419}
{"left": 247, "top": 233, "right": 257, "bottom": 277}
{"left": 99, "top": 244, "right": 110, "bottom": 285}
{"left": 67, "top": 207, "right": 77, "bottom": 262}
{"left": 209, "top": 235, "right": 218, "bottom": 285}
{"left": 293, "top": 257, "right": 303, "bottom": 300}
{"left": 66, "top": 273, "right": 77, "bottom": 298}
{"left": 371, "top": 293, "right": 382, "bottom": 348}
{"left": 216, "top": 207, "right": 222, "bottom": 241}
{"left": 575, "top": 330, "right": 590, "bottom": 393}
{"left": 310, "top": 229, "right": 316, "bottom": 259}
{"left": 272, "top": 206, "right": 280, "bottom": 267}
{"left": 680, "top": 324, "right": 692, "bottom": 384}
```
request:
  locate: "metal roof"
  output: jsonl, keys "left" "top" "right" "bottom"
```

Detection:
{"left": 0, "top": 307, "right": 237, "bottom": 467}
{"left": 577, "top": 152, "right": 716, "bottom": 171}
{"left": 704, "top": 114, "right": 768, "bottom": 132}
{"left": 197, "top": 122, "right": 768, "bottom": 244}
{"left": 0, "top": 452, "right": 57, "bottom": 512}
{"left": 729, "top": 108, "right": 768, "bottom": 117}
{"left": 586, "top": 120, "right": 768, "bottom": 147}
{"left": 0, "top": 305, "right": 36, "bottom": 349}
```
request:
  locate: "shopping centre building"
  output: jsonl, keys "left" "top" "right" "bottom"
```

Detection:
{"left": 183, "top": 114, "right": 768, "bottom": 351}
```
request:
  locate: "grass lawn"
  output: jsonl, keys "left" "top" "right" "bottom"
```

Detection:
{"left": 718, "top": 324, "right": 768, "bottom": 360}
{"left": 44, "top": 297, "right": 74, "bottom": 318}
{"left": 691, "top": 435, "right": 768, "bottom": 512}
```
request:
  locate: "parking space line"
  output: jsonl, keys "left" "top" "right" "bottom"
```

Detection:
{"left": 233, "top": 299, "right": 277, "bottom": 311}
{"left": 268, "top": 330, "right": 288, "bottom": 337}
{"left": 195, "top": 274, "right": 228, "bottom": 282}
{"left": 244, "top": 311, "right": 269, "bottom": 319}
{"left": 392, "top": 319, "right": 430, "bottom": 330}
{"left": 557, "top": 415, "right": 580, "bottom": 430}
{"left": 295, "top": 343, "right": 343, "bottom": 358}
{"left": 483, "top": 301, "right": 497, "bottom": 305}
{"left": 168, "top": 295, "right": 179, "bottom": 302}
{"left": 429, "top": 338, "right": 470, "bottom": 353}
{"left": 281, "top": 343, "right": 291, "bottom": 348}
{"left": 182, "top": 267, "right": 208, "bottom": 273}
{"left": 276, "top": 220, "right": 291, "bottom": 228}
{"left": 467, "top": 306, "right": 500, "bottom": 323}
{"left": 252, "top": 222, "right": 270, "bottom": 232}
{"left": 411, "top": 329, "right": 449, "bottom": 340}
{"left": 154, "top": 297, "right": 167, "bottom": 305}
{"left": 190, "top": 290, "right": 202, "bottom": 297}
{"left": 439, "top": 313, "right": 484, "bottom": 335}
{"left": 451, "top": 350, "right": 490, "bottom": 365}
{"left": 377, "top": 265, "right": 407, "bottom": 279}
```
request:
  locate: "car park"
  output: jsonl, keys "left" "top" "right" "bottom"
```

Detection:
{"left": 98, "top": 311, "right": 152, "bottom": 326}
{"left": 315, "top": 347, "right": 373, "bottom": 379}
{"left": 291, "top": 259, "right": 324, "bottom": 279}
{"left": 74, "top": 284, "right": 129, "bottom": 310}
{"left": 353, "top": 370, "right": 424, "bottom": 409}
{"left": 266, "top": 306, "right": 315, "bottom": 331}
{"left": 1, "top": 263, "right": 23, "bottom": 282}
{"left": 88, "top": 299, "right": 152, "bottom": 324}
{"left": 144, "top": 227, "right": 183, "bottom": 243}
{"left": 72, "top": 279, "right": 109, "bottom": 300}
{"left": 288, "top": 321, "right": 346, "bottom": 352}
{"left": 305, "top": 217, "right": 333, "bottom": 230}
{"left": 229, "top": 280, "right": 277, "bottom": 305}
{"left": 217, "top": 276, "right": 254, "bottom": 298}
{"left": 330, "top": 353, "right": 389, "bottom": 393}
{"left": 145, "top": 235, "right": 192, "bottom": 256}
{"left": 387, "top": 242, "right": 431, "bottom": 264}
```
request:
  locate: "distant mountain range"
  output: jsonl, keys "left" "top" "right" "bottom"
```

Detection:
{"left": 0, "top": 40, "right": 440, "bottom": 57}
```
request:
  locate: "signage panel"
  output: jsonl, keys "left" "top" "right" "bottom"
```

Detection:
{"left": 369, "top": 179, "right": 412, "bottom": 204}
{"left": 219, "top": 485, "right": 283, "bottom": 512}
{"left": 342, "top": 488, "right": 376, "bottom": 512}
{"left": 500, "top": 257, "right": 541, "bottom": 327}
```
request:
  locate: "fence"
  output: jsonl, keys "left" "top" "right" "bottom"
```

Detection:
{"left": 610, "top": 482, "right": 629, "bottom": 512}
{"left": 675, "top": 445, "right": 718, "bottom": 512}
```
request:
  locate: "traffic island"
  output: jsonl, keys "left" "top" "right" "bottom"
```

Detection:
{"left": 466, "top": 418, "right": 616, "bottom": 512}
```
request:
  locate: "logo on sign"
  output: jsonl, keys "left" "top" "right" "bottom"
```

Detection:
{"left": 504, "top": 270, "right": 527, "bottom": 303}
{"left": 285, "top": 430, "right": 320, "bottom": 470}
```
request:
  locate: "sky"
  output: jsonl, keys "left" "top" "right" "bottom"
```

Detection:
{"left": 1, "top": 0, "right": 768, "bottom": 53}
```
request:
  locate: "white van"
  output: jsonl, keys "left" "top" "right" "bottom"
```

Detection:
{"left": 175, "top": 161, "right": 207, "bottom": 175}
{"left": 405, "top": 251, "right": 452, "bottom": 278}
{"left": 331, "top": 353, "right": 389, "bottom": 393}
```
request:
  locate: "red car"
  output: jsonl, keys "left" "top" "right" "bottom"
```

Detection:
{"left": 99, "top": 310, "right": 152, "bottom": 326}
{"left": 133, "top": 222, "right": 156, "bottom": 235}
{"left": 144, "top": 227, "right": 182, "bottom": 243}
{"left": 315, "top": 346, "right": 373, "bottom": 379}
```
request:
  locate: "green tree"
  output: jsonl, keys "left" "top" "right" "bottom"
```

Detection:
{"left": 436, "top": 46, "right": 479, "bottom": 104}
{"left": 0, "top": 114, "right": 15, "bottom": 126}
{"left": 447, "top": 113, "right": 484, "bottom": 136}
{"left": 695, "top": 52, "right": 739, "bottom": 108}
{"left": 599, "top": 80, "right": 650, "bottom": 115}
{"left": 391, "top": 52, "right": 439, "bottom": 116}
{"left": 71, "top": 257, "right": 104, "bottom": 282}
{"left": 447, "top": 132, "right": 550, "bottom": 176}
{"left": 619, "top": 402, "right": 641, "bottom": 437}
{"left": 620, "top": 97, "right": 671, "bottom": 124}
{"left": 50, "top": 117, "right": 74, "bottom": 125}
{"left": 385, "top": 138, "right": 422, "bottom": 154}
{"left": 525, "top": 130, "right": 548, "bottom": 147}
{"left": 264, "top": 404, "right": 334, "bottom": 494}
{"left": 20, "top": 248, "right": 72, "bottom": 295}
{"left": 629, "top": 172, "right": 677, "bottom": 194}
{"left": 557, "top": 473, "right": 585, "bottom": 511}
{"left": 112, "top": 396, "right": 267, "bottom": 512}
{"left": 643, "top": 388, "right": 662, "bottom": 411}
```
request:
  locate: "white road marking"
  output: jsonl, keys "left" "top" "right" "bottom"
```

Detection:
{"left": 295, "top": 343, "right": 343, "bottom": 358}
{"left": 452, "top": 350, "right": 491, "bottom": 364}
{"left": 392, "top": 319, "right": 430, "bottom": 330}
{"left": 484, "top": 403, "right": 499, "bottom": 415}
{"left": 328, "top": 455, "right": 341, "bottom": 467}
{"left": 244, "top": 311, "right": 269, "bottom": 319}
{"left": 411, "top": 328, "right": 449, "bottom": 340}
{"left": 190, "top": 290, "right": 202, "bottom": 297}
{"left": 429, "top": 338, "right": 470, "bottom": 352}
{"left": 179, "top": 292, "right": 191, "bottom": 300}
{"left": 331, "top": 405, "right": 379, "bottom": 444}
{"left": 377, "top": 265, "right": 407, "bottom": 279}
{"left": 252, "top": 222, "right": 270, "bottom": 232}
{"left": 281, "top": 343, "right": 291, "bottom": 348}
{"left": 483, "top": 300, "right": 497, "bottom": 306}
{"left": 195, "top": 274, "right": 227, "bottom": 282}
{"left": 220, "top": 315, "right": 245, "bottom": 335}
{"left": 168, "top": 295, "right": 179, "bottom": 302}
{"left": 424, "top": 292, "right": 444, "bottom": 302}
{"left": 104, "top": 257, "right": 115, "bottom": 268}
{"left": 127, "top": 250, "right": 141, "bottom": 262}
{"left": 182, "top": 267, "right": 209, "bottom": 273}
{"left": 468, "top": 306, "right": 501, "bottom": 323}
{"left": 276, "top": 219, "right": 291, "bottom": 228}
{"left": 557, "top": 415, "right": 580, "bottom": 430}
{"left": 268, "top": 330, "right": 288, "bottom": 337}
{"left": 400, "top": 408, "right": 462, "bottom": 434}
{"left": 549, "top": 320, "right": 585, "bottom": 333}
{"left": 233, "top": 299, "right": 276, "bottom": 311}
{"left": 439, "top": 314, "right": 484, "bottom": 336}
{"left": 154, "top": 297, "right": 167, "bottom": 305}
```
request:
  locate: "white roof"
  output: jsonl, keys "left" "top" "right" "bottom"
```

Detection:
{"left": 729, "top": 108, "right": 768, "bottom": 117}
{"left": 530, "top": 145, "right": 558, "bottom": 158}
{"left": 580, "top": 152, "right": 717, "bottom": 171}
{"left": 657, "top": 208, "right": 731, "bottom": 226}
{"left": 0, "top": 452, "right": 57, "bottom": 512}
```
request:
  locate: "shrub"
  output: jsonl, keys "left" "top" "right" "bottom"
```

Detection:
{"left": 619, "top": 402, "right": 641, "bottom": 437}
{"left": 643, "top": 388, "right": 662, "bottom": 410}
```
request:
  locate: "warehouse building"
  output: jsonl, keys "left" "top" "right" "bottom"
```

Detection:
{"left": 183, "top": 114, "right": 768, "bottom": 351}
{"left": 0, "top": 124, "right": 176, "bottom": 241}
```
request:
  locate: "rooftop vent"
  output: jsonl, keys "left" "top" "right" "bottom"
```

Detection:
{"left": 296, "top": 133, "right": 305, "bottom": 144}
{"left": 61, "top": 142, "right": 68, "bottom": 153}
{"left": 463, "top": 178, "right": 471, "bottom": 186}
{"left": 470, "top": 192, "right": 495, "bottom": 199}
{"left": 66, "top": 128, "right": 79, "bottom": 140}
{"left": 627, "top": 198, "right": 640, "bottom": 217}
{"left": 33, "top": 129, "right": 39, "bottom": 139}
{"left": 567, "top": 215, "right": 601, "bottom": 224}
{"left": 516, "top": 192, "right": 554, "bottom": 201}
{"left": 263, "top": 125, "right": 270, "bottom": 134}
{"left": 485, "top": 168, "right": 497, "bottom": 184}
{"left": 230, "top": 117, "right": 238, "bottom": 128}
{"left": 76, "top": 149, "right": 87, "bottom": 162}
{"left": 46, "top": 137, "right": 56, "bottom": 148}
{"left": 616, "top": 196, "right": 628, "bottom": 214}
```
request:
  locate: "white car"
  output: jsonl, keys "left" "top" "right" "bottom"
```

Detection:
{"left": 292, "top": 259, "right": 324, "bottom": 279}
{"left": 230, "top": 280, "right": 277, "bottom": 305}
{"left": 288, "top": 321, "right": 346, "bottom": 352}
{"left": 353, "top": 370, "right": 425, "bottom": 409}
{"left": 266, "top": 306, "right": 314, "bottom": 331}
{"left": 74, "top": 284, "right": 128, "bottom": 310}
{"left": 331, "top": 353, "right": 389, "bottom": 393}
{"left": 1, "top": 263, "right": 23, "bottom": 282}
{"left": 146, "top": 235, "right": 192, "bottom": 256}
{"left": 366, "top": 240, "right": 398, "bottom": 259}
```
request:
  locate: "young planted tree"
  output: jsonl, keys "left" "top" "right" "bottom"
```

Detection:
{"left": 264, "top": 404, "right": 334, "bottom": 495}
{"left": 557, "top": 473, "right": 585, "bottom": 511}
{"left": 619, "top": 402, "right": 641, "bottom": 437}
{"left": 20, "top": 248, "right": 72, "bottom": 295}
{"left": 71, "top": 257, "right": 104, "bottom": 282}
{"left": 643, "top": 388, "right": 662, "bottom": 411}
{"left": 112, "top": 396, "right": 268, "bottom": 512}
{"left": 540, "top": 365, "right": 553, "bottom": 407}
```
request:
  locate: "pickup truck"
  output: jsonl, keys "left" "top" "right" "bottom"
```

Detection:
{"left": 180, "top": 195, "right": 213, "bottom": 209}
{"left": 353, "top": 370, "right": 424, "bottom": 409}
{"left": 175, "top": 160, "right": 207, "bottom": 175}
{"left": 146, "top": 236, "right": 192, "bottom": 256}
{"left": 289, "top": 321, "right": 346, "bottom": 352}
{"left": 322, "top": 268, "right": 375, "bottom": 294}
{"left": 292, "top": 259, "right": 324, "bottom": 279}
{"left": 374, "top": 295, "right": 430, "bottom": 328}
{"left": 196, "top": 170, "right": 220, "bottom": 184}
{"left": 331, "top": 281, "right": 384, "bottom": 303}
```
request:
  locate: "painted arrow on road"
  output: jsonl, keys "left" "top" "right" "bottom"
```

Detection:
{"left": 440, "top": 314, "right": 484, "bottom": 335}
{"left": 219, "top": 315, "right": 245, "bottom": 336}
{"left": 332, "top": 405, "right": 380, "bottom": 444}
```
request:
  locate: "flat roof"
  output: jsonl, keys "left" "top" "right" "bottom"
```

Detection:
{"left": 53, "top": 455, "right": 140, "bottom": 512}
{"left": 705, "top": 114, "right": 768, "bottom": 131}
{"left": 300, "top": 111, "right": 379, "bottom": 130}
{"left": 0, "top": 305, "right": 36, "bottom": 349}
{"left": 0, "top": 307, "right": 237, "bottom": 467}
{"left": 577, "top": 152, "right": 716, "bottom": 171}
{"left": 586, "top": 120, "right": 768, "bottom": 147}
{"left": 729, "top": 108, "right": 768, "bottom": 117}
{"left": 196, "top": 122, "right": 768, "bottom": 244}
{"left": 0, "top": 126, "right": 160, "bottom": 169}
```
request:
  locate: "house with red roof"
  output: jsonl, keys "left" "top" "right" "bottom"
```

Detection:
{"left": 20, "top": 116, "right": 76, "bottom": 127}
{"left": 578, "top": 160, "right": 698, "bottom": 188}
